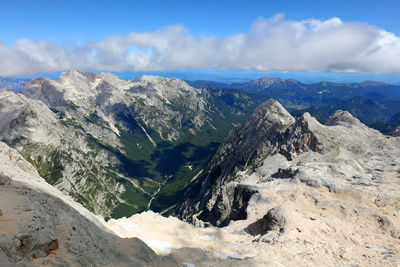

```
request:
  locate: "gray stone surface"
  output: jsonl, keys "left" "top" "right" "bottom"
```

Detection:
{"left": 178, "top": 98, "right": 400, "bottom": 229}
{"left": 0, "top": 174, "right": 158, "bottom": 266}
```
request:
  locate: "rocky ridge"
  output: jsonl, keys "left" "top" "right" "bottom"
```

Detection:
{"left": 174, "top": 98, "right": 400, "bottom": 265}
{"left": 22, "top": 69, "right": 214, "bottom": 142}
{"left": 178, "top": 99, "right": 400, "bottom": 226}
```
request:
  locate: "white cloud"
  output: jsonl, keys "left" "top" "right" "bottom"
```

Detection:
{"left": 1, "top": 14, "right": 400, "bottom": 76}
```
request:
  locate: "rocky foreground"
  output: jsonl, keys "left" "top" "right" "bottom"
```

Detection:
{"left": 1, "top": 98, "right": 400, "bottom": 266}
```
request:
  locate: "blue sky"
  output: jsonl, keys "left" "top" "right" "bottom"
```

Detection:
{"left": 2, "top": 0, "right": 400, "bottom": 44}
{"left": 1, "top": 0, "right": 400, "bottom": 79}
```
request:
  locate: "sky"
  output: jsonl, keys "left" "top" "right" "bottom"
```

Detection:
{"left": 1, "top": 0, "right": 400, "bottom": 78}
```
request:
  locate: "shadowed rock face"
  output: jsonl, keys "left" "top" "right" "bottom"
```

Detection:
{"left": 177, "top": 98, "right": 400, "bottom": 228}
{"left": 198, "top": 183, "right": 258, "bottom": 227}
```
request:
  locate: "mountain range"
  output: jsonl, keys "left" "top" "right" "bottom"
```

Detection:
{"left": 2, "top": 92, "right": 399, "bottom": 265}
{"left": 0, "top": 70, "right": 267, "bottom": 219}
{"left": 187, "top": 76, "right": 400, "bottom": 108}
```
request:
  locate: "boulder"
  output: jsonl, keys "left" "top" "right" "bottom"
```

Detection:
{"left": 247, "top": 206, "right": 293, "bottom": 236}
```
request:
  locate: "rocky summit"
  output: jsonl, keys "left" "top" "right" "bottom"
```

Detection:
{"left": 174, "top": 98, "right": 400, "bottom": 265}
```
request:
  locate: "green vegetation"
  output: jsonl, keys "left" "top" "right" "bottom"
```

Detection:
{"left": 22, "top": 144, "right": 65, "bottom": 185}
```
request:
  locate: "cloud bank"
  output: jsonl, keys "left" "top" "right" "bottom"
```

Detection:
{"left": 1, "top": 14, "right": 400, "bottom": 76}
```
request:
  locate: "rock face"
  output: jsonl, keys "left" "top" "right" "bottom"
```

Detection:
{"left": 0, "top": 89, "right": 126, "bottom": 217}
{"left": 177, "top": 99, "right": 304, "bottom": 226}
{"left": 177, "top": 99, "right": 400, "bottom": 229}
{"left": 0, "top": 70, "right": 267, "bottom": 218}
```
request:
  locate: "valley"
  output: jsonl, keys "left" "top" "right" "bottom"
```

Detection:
{"left": 0, "top": 70, "right": 268, "bottom": 219}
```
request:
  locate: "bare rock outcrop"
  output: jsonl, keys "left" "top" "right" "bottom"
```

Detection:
{"left": 177, "top": 98, "right": 400, "bottom": 230}
{"left": 0, "top": 153, "right": 158, "bottom": 266}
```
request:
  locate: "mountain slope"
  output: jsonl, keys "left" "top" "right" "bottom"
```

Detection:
{"left": 0, "top": 90, "right": 139, "bottom": 217}
{"left": 0, "top": 70, "right": 267, "bottom": 218}
{"left": 0, "top": 141, "right": 159, "bottom": 266}
{"left": 387, "top": 112, "right": 400, "bottom": 136}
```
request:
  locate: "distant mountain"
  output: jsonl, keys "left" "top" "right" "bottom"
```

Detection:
{"left": 0, "top": 77, "right": 29, "bottom": 91}
{"left": 387, "top": 112, "right": 400, "bottom": 136}
{"left": 0, "top": 70, "right": 267, "bottom": 219}
{"left": 188, "top": 76, "right": 400, "bottom": 107}
{"left": 290, "top": 96, "right": 400, "bottom": 131}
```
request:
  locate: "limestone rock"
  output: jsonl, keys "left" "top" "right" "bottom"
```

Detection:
{"left": 0, "top": 141, "right": 158, "bottom": 266}
{"left": 177, "top": 99, "right": 400, "bottom": 231}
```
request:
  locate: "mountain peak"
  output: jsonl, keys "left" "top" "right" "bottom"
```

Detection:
{"left": 325, "top": 110, "right": 362, "bottom": 127}
{"left": 60, "top": 69, "right": 84, "bottom": 78}
{"left": 260, "top": 75, "right": 281, "bottom": 81}
{"left": 59, "top": 69, "right": 91, "bottom": 85}
{"left": 251, "top": 98, "right": 295, "bottom": 129}
{"left": 359, "top": 80, "right": 389, "bottom": 87}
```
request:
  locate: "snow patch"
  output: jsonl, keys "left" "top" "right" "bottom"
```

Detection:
{"left": 144, "top": 239, "right": 172, "bottom": 254}
{"left": 106, "top": 217, "right": 140, "bottom": 237}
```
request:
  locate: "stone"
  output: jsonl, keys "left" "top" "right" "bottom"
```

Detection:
{"left": 264, "top": 206, "right": 291, "bottom": 232}
{"left": 247, "top": 206, "right": 293, "bottom": 236}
